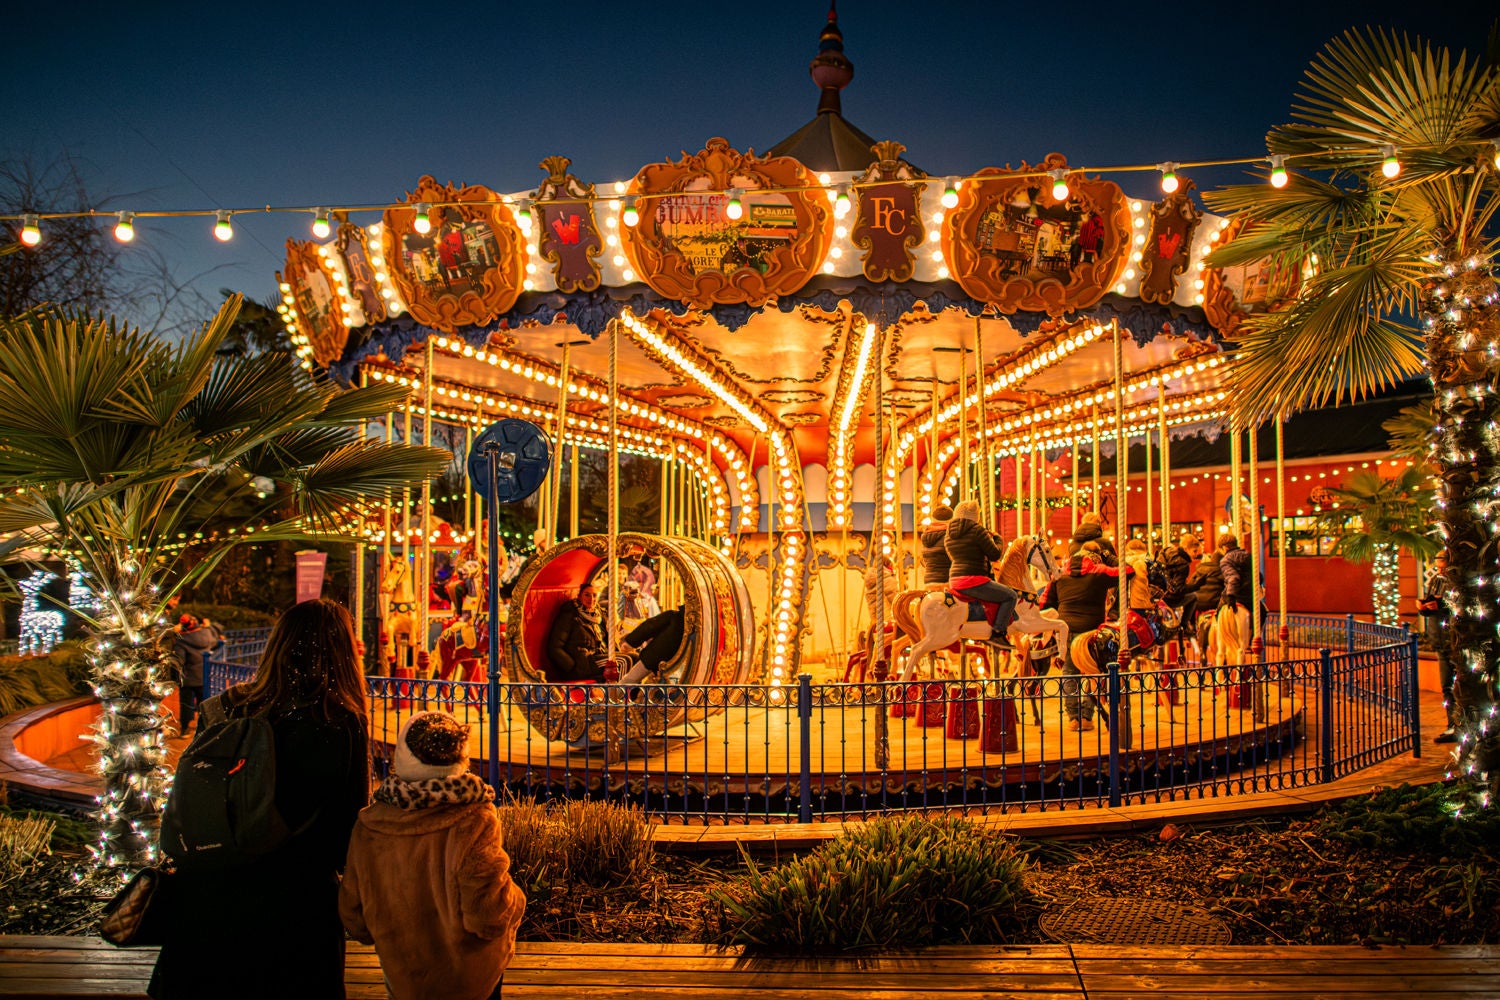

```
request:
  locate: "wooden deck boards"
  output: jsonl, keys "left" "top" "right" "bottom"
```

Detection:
{"left": 3, "top": 936, "right": 1494, "bottom": 999}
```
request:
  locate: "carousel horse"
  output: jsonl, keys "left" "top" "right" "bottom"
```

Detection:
{"left": 1206, "top": 601, "right": 1251, "bottom": 669}
{"left": 898, "top": 534, "right": 1066, "bottom": 682}
{"left": 378, "top": 554, "right": 417, "bottom": 670}
{"left": 1068, "top": 601, "right": 1183, "bottom": 674}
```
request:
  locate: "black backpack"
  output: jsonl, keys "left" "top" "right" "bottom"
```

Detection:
{"left": 159, "top": 695, "right": 304, "bottom": 870}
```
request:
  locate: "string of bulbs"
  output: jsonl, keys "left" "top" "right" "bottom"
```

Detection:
{"left": 9, "top": 139, "right": 1499, "bottom": 249}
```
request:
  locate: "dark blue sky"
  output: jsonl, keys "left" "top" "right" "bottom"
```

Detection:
{"left": 3, "top": 1, "right": 1492, "bottom": 324}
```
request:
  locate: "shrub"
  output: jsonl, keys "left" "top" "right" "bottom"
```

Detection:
{"left": 0, "top": 811, "right": 54, "bottom": 873}
{"left": 706, "top": 814, "right": 1031, "bottom": 951}
{"left": 1318, "top": 782, "right": 1500, "bottom": 858}
{"left": 496, "top": 797, "right": 655, "bottom": 893}
{"left": 174, "top": 604, "right": 277, "bottom": 632}
{"left": 0, "top": 643, "right": 90, "bottom": 718}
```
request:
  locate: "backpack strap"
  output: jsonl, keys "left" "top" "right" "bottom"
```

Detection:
{"left": 197, "top": 694, "right": 229, "bottom": 730}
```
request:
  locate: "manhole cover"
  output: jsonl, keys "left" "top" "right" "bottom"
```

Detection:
{"left": 1040, "top": 896, "right": 1231, "bottom": 945}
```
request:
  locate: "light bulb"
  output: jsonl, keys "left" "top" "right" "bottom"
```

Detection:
{"left": 622, "top": 196, "right": 639, "bottom": 227}
{"left": 725, "top": 188, "right": 743, "bottom": 221}
{"left": 1269, "top": 155, "right": 1288, "bottom": 189}
{"left": 1159, "top": 163, "right": 1179, "bottom": 194}
{"left": 213, "top": 210, "right": 233, "bottom": 242}
{"left": 19, "top": 214, "right": 40, "bottom": 246}
{"left": 1381, "top": 144, "right": 1400, "bottom": 179}
{"left": 311, "top": 208, "right": 330, "bottom": 238}
{"left": 1049, "top": 169, "right": 1069, "bottom": 202}
{"left": 414, "top": 202, "right": 432, "bottom": 234}
{"left": 1492, "top": 139, "right": 1500, "bottom": 170}
{"left": 113, "top": 211, "right": 135, "bottom": 242}
{"left": 833, "top": 183, "right": 850, "bottom": 218}
{"left": 940, "top": 177, "right": 959, "bottom": 209}
{"left": 516, "top": 196, "right": 533, "bottom": 230}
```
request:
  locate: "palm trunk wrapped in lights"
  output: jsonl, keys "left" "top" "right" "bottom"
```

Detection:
{"left": 86, "top": 577, "right": 174, "bottom": 867}
{"left": 1201, "top": 28, "right": 1500, "bottom": 807}
{"left": 1370, "top": 543, "right": 1401, "bottom": 627}
{"left": 1423, "top": 256, "right": 1500, "bottom": 800}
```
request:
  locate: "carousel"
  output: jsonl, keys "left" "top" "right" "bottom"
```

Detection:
{"left": 278, "top": 11, "right": 1334, "bottom": 805}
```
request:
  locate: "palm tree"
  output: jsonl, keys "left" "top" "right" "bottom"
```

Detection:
{"left": 1203, "top": 28, "right": 1499, "bottom": 804}
{"left": 0, "top": 296, "right": 449, "bottom": 866}
{"left": 1315, "top": 467, "right": 1440, "bottom": 625}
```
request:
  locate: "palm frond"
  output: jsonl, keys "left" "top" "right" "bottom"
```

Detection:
{"left": 289, "top": 440, "right": 451, "bottom": 529}
{"left": 310, "top": 380, "right": 416, "bottom": 426}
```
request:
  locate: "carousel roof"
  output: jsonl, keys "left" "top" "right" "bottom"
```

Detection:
{"left": 287, "top": 7, "right": 1261, "bottom": 536}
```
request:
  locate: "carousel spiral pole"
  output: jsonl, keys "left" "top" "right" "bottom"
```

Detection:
{"left": 550, "top": 340, "right": 572, "bottom": 545}
{"left": 1071, "top": 438, "right": 1079, "bottom": 533}
{"left": 607, "top": 319, "right": 620, "bottom": 665}
{"left": 1092, "top": 403, "right": 1101, "bottom": 515}
{"left": 1158, "top": 387, "right": 1171, "bottom": 542}
{"left": 421, "top": 338, "right": 434, "bottom": 671}
{"left": 484, "top": 445, "right": 502, "bottom": 791}
{"left": 873, "top": 323, "right": 890, "bottom": 772}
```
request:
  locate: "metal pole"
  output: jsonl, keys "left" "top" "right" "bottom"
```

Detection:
{"left": 1275, "top": 408, "right": 1289, "bottom": 655}
{"left": 1145, "top": 425, "right": 1154, "bottom": 550}
{"left": 1230, "top": 429, "right": 1243, "bottom": 539}
{"left": 402, "top": 407, "right": 412, "bottom": 670}
{"left": 1249, "top": 422, "right": 1261, "bottom": 655}
{"left": 1158, "top": 386, "right": 1170, "bottom": 542}
{"left": 354, "top": 371, "right": 367, "bottom": 649}
{"left": 550, "top": 341, "right": 571, "bottom": 545}
{"left": 1015, "top": 454, "right": 1025, "bottom": 539}
{"left": 485, "top": 452, "right": 501, "bottom": 792}
{"left": 976, "top": 318, "right": 991, "bottom": 530}
{"left": 420, "top": 338, "right": 433, "bottom": 669}
{"left": 1113, "top": 320, "right": 1131, "bottom": 752}
{"left": 1039, "top": 445, "right": 1048, "bottom": 542}
{"left": 873, "top": 325, "right": 890, "bottom": 771}
{"left": 1091, "top": 403, "right": 1101, "bottom": 515}
{"left": 1070, "top": 438, "right": 1079, "bottom": 534}
{"left": 798, "top": 672, "right": 813, "bottom": 822}
{"left": 569, "top": 444, "right": 580, "bottom": 540}
{"left": 1319, "top": 648, "right": 1334, "bottom": 783}
{"left": 958, "top": 344, "right": 969, "bottom": 502}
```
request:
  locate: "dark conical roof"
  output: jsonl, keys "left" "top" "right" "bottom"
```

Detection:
{"left": 766, "top": 3, "right": 880, "bottom": 172}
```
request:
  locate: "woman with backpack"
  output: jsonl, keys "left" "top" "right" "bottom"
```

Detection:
{"left": 150, "top": 599, "right": 371, "bottom": 999}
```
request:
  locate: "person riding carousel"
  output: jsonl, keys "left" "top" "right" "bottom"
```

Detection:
{"left": 918, "top": 504, "right": 954, "bottom": 591}
{"left": 943, "top": 499, "right": 1017, "bottom": 650}
{"left": 544, "top": 582, "right": 632, "bottom": 684}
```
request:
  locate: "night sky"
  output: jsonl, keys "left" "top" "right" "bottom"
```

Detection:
{"left": 3, "top": 0, "right": 1493, "bottom": 325}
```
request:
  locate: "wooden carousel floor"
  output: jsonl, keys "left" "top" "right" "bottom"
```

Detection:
{"left": 367, "top": 679, "right": 1308, "bottom": 801}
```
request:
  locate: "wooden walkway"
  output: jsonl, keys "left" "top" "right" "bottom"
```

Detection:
{"left": 2, "top": 936, "right": 1494, "bottom": 998}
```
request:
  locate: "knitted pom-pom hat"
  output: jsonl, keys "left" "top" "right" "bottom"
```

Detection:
{"left": 394, "top": 711, "right": 469, "bottom": 780}
{"left": 952, "top": 500, "right": 983, "bottom": 523}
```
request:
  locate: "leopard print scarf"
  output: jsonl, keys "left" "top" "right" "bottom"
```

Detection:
{"left": 376, "top": 771, "right": 493, "bottom": 810}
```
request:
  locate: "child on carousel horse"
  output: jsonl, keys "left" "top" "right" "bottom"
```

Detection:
{"left": 943, "top": 499, "right": 1017, "bottom": 649}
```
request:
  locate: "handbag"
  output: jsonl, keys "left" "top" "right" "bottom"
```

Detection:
{"left": 99, "top": 865, "right": 174, "bottom": 947}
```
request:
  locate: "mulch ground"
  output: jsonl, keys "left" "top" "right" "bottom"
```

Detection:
{"left": 5, "top": 788, "right": 1496, "bottom": 947}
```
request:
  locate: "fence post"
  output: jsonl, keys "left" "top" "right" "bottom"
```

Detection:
{"left": 1319, "top": 648, "right": 1334, "bottom": 783}
{"left": 797, "top": 673, "right": 813, "bottom": 823}
{"left": 1107, "top": 660, "right": 1122, "bottom": 808}
{"left": 1407, "top": 630, "right": 1422, "bottom": 758}
{"left": 1345, "top": 614, "right": 1355, "bottom": 653}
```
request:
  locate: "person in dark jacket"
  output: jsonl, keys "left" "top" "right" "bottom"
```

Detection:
{"left": 1158, "top": 533, "right": 1201, "bottom": 624}
{"left": 919, "top": 504, "right": 954, "bottom": 589}
{"left": 1218, "top": 535, "right": 1254, "bottom": 608}
{"left": 1040, "top": 552, "right": 1117, "bottom": 728}
{"left": 944, "top": 499, "right": 1016, "bottom": 648}
{"left": 545, "top": 582, "right": 613, "bottom": 682}
{"left": 173, "top": 617, "right": 220, "bottom": 734}
{"left": 1188, "top": 546, "right": 1225, "bottom": 656}
{"left": 1068, "top": 512, "right": 1117, "bottom": 565}
{"left": 1419, "top": 552, "right": 1457, "bottom": 743}
{"left": 150, "top": 599, "right": 371, "bottom": 1000}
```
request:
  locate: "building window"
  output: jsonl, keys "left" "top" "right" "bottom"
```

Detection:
{"left": 1267, "top": 516, "right": 1339, "bottom": 556}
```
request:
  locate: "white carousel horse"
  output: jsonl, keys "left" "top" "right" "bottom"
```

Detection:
{"left": 898, "top": 534, "right": 1067, "bottom": 682}
{"left": 1206, "top": 602, "right": 1251, "bottom": 669}
{"left": 378, "top": 554, "right": 417, "bottom": 670}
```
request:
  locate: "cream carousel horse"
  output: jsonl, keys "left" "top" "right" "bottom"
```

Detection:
{"left": 897, "top": 534, "right": 1067, "bottom": 682}
{"left": 1205, "top": 601, "right": 1251, "bottom": 669}
{"left": 378, "top": 554, "right": 417, "bottom": 670}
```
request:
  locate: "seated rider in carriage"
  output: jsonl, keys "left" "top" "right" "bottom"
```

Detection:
{"left": 943, "top": 500, "right": 1017, "bottom": 650}
{"left": 544, "top": 582, "right": 632, "bottom": 683}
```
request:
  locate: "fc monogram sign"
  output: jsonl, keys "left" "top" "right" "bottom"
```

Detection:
{"left": 851, "top": 142, "right": 926, "bottom": 282}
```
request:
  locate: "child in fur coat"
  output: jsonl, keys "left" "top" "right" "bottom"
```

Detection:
{"left": 340, "top": 711, "right": 526, "bottom": 1000}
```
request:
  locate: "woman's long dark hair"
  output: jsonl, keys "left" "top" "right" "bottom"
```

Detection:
{"left": 230, "top": 599, "right": 367, "bottom": 720}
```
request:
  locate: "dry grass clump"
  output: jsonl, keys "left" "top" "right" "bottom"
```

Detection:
{"left": 497, "top": 797, "right": 654, "bottom": 894}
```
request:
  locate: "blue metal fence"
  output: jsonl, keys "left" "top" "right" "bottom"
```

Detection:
{"left": 203, "top": 614, "right": 1420, "bottom": 823}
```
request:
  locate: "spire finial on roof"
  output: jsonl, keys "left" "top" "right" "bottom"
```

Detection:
{"left": 809, "top": 2, "right": 853, "bottom": 115}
